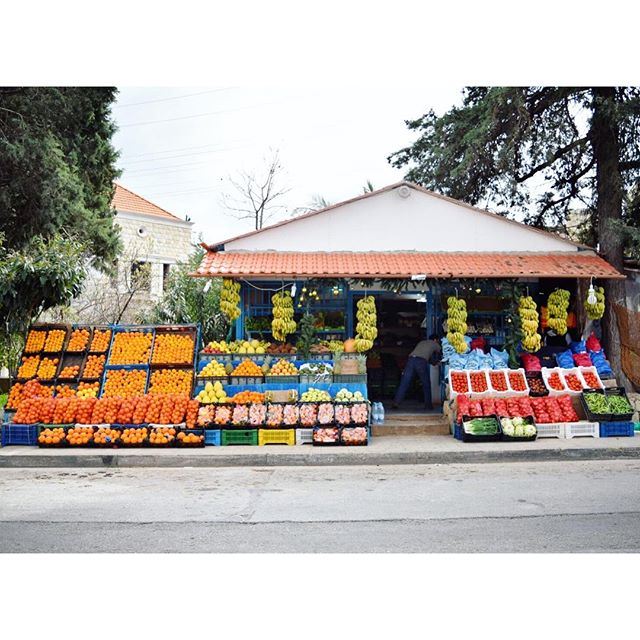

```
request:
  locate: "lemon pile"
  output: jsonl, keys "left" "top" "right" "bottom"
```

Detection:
{"left": 197, "top": 380, "right": 229, "bottom": 404}
{"left": 547, "top": 289, "right": 570, "bottom": 335}
{"left": 518, "top": 295, "right": 541, "bottom": 352}
{"left": 198, "top": 360, "right": 227, "bottom": 377}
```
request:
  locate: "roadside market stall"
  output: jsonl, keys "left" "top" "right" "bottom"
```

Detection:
{"left": 193, "top": 182, "right": 628, "bottom": 429}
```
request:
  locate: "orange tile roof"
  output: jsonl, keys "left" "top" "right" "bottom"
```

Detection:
{"left": 194, "top": 251, "right": 624, "bottom": 279}
{"left": 112, "top": 183, "right": 184, "bottom": 221}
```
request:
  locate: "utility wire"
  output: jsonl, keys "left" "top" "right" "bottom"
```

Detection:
{"left": 118, "top": 97, "right": 298, "bottom": 128}
{"left": 115, "top": 87, "right": 236, "bottom": 108}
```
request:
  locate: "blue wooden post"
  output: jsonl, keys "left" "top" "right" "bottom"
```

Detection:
{"left": 234, "top": 280, "right": 245, "bottom": 341}
{"left": 346, "top": 284, "right": 354, "bottom": 338}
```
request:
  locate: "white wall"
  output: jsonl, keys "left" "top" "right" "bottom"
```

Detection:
{"left": 224, "top": 185, "right": 578, "bottom": 253}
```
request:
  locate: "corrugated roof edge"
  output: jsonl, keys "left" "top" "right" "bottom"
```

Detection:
{"left": 202, "top": 181, "right": 590, "bottom": 252}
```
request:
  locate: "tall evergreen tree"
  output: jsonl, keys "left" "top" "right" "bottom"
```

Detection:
{"left": 390, "top": 87, "right": 640, "bottom": 377}
{"left": 0, "top": 87, "right": 120, "bottom": 340}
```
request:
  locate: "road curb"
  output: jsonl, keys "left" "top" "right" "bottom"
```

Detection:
{"left": 1, "top": 446, "right": 639, "bottom": 468}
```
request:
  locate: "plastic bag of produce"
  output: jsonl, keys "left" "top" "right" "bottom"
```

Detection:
{"left": 490, "top": 348, "right": 509, "bottom": 369}
{"left": 570, "top": 340, "right": 587, "bottom": 354}
{"left": 555, "top": 350, "right": 574, "bottom": 368}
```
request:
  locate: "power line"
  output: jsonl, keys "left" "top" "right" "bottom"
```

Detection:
{"left": 115, "top": 87, "right": 236, "bottom": 108}
{"left": 118, "top": 98, "right": 297, "bottom": 128}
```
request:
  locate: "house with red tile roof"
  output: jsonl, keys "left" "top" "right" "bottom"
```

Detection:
{"left": 70, "top": 184, "right": 193, "bottom": 323}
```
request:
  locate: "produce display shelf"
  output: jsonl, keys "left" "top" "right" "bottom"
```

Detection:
{"left": 599, "top": 421, "right": 635, "bottom": 438}
{"left": 258, "top": 428, "right": 295, "bottom": 446}
{"left": 204, "top": 429, "right": 222, "bottom": 446}
{"left": 221, "top": 429, "right": 258, "bottom": 446}
{"left": 564, "top": 421, "right": 599, "bottom": 439}
{"left": 264, "top": 375, "right": 299, "bottom": 385}
{"left": 1, "top": 423, "right": 38, "bottom": 447}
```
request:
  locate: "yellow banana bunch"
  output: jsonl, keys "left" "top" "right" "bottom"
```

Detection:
{"left": 585, "top": 286, "right": 605, "bottom": 320}
{"left": 355, "top": 295, "right": 377, "bottom": 352}
{"left": 447, "top": 296, "right": 468, "bottom": 354}
{"left": 547, "top": 289, "right": 570, "bottom": 336}
{"left": 220, "top": 278, "right": 241, "bottom": 322}
{"left": 271, "top": 291, "right": 296, "bottom": 342}
{"left": 518, "top": 295, "right": 541, "bottom": 352}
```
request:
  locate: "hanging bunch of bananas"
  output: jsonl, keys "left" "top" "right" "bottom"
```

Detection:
{"left": 220, "top": 278, "right": 241, "bottom": 322}
{"left": 518, "top": 295, "right": 542, "bottom": 352}
{"left": 585, "top": 286, "right": 605, "bottom": 320}
{"left": 354, "top": 295, "right": 377, "bottom": 352}
{"left": 446, "top": 295, "right": 468, "bottom": 354}
{"left": 271, "top": 291, "right": 297, "bottom": 341}
{"left": 547, "top": 288, "right": 570, "bottom": 335}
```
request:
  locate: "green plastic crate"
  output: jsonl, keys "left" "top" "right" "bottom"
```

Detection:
{"left": 221, "top": 429, "right": 258, "bottom": 446}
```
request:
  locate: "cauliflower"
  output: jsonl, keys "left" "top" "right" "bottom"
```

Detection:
{"left": 524, "top": 424, "right": 537, "bottom": 437}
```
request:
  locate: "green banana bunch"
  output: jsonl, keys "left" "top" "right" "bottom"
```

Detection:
{"left": 355, "top": 296, "right": 377, "bottom": 352}
{"left": 447, "top": 296, "right": 468, "bottom": 353}
{"left": 585, "top": 286, "right": 605, "bottom": 320}
{"left": 518, "top": 295, "right": 541, "bottom": 353}
{"left": 271, "top": 291, "right": 296, "bottom": 342}
{"left": 220, "top": 278, "right": 241, "bottom": 322}
{"left": 547, "top": 289, "right": 570, "bottom": 336}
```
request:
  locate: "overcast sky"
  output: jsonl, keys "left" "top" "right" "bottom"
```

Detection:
{"left": 112, "top": 87, "right": 463, "bottom": 245}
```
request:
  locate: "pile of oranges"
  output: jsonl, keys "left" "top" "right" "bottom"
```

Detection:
{"left": 186, "top": 399, "right": 199, "bottom": 429}
{"left": 231, "top": 359, "right": 264, "bottom": 377}
{"left": 148, "top": 368, "right": 192, "bottom": 395}
{"left": 94, "top": 427, "right": 120, "bottom": 446}
{"left": 67, "top": 328, "right": 90, "bottom": 352}
{"left": 177, "top": 431, "right": 204, "bottom": 445}
{"left": 83, "top": 354, "right": 106, "bottom": 379}
{"left": 37, "top": 357, "right": 59, "bottom": 380}
{"left": 44, "top": 329, "right": 66, "bottom": 352}
{"left": 18, "top": 355, "right": 40, "bottom": 379}
{"left": 90, "top": 329, "right": 111, "bottom": 353}
{"left": 121, "top": 427, "right": 148, "bottom": 445}
{"left": 102, "top": 368, "right": 148, "bottom": 398}
{"left": 77, "top": 382, "right": 99, "bottom": 399}
{"left": 38, "top": 427, "right": 66, "bottom": 446}
{"left": 55, "top": 383, "right": 77, "bottom": 398}
{"left": 151, "top": 333, "right": 195, "bottom": 365}
{"left": 108, "top": 331, "right": 153, "bottom": 365}
{"left": 230, "top": 390, "right": 266, "bottom": 404}
{"left": 149, "top": 426, "right": 176, "bottom": 445}
{"left": 7, "top": 379, "right": 53, "bottom": 410}
{"left": 267, "top": 358, "right": 298, "bottom": 376}
{"left": 25, "top": 330, "right": 46, "bottom": 353}
{"left": 58, "top": 364, "right": 80, "bottom": 379}
{"left": 66, "top": 426, "right": 94, "bottom": 446}
{"left": 13, "top": 398, "right": 43, "bottom": 424}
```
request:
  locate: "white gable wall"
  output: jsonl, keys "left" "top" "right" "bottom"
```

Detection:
{"left": 224, "top": 185, "right": 578, "bottom": 253}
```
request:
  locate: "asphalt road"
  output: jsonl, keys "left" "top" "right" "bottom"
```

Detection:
{"left": 1, "top": 460, "right": 639, "bottom": 552}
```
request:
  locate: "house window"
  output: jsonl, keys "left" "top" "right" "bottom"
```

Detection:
{"left": 162, "top": 264, "right": 171, "bottom": 291}
{"left": 130, "top": 261, "right": 151, "bottom": 290}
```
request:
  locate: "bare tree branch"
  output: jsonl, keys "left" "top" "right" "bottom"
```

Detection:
{"left": 220, "top": 149, "right": 291, "bottom": 230}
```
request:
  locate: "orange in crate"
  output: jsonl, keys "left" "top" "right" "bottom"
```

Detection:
{"left": 66, "top": 426, "right": 94, "bottom": 446}
{"left": 77, "top": 381, "right": 99, "bottom": 399}
{"left": 38, "top": 427, "right": 65, "bottom": 446}
{"left": 102, "top": 369, "right": 148, "bottom": 398}
{"left": 37, "top": 357, "right": 59, "bottom": 380}
{"left": 108, "top": 331, "right": 153, "bottom": 365}
{"left": 83, "top": 354, "right": 106, "bottom": 379}
{"left": 148, "top": 368, "right": 192, "bottom": 395}
{"left": 55, "top": 383, "right": 77, "bottom": 398}
{"left": 58, "top": 364, "right": 80, "bottom": 379}
{"left": 94, "top": 427, "right": 121, "bottom": 445}
{"left": 149, "top": 426, "right": 176, "bottom": 445}
{"left": 25, "top": 330, "right": 46, "bottom": 353}
{"left": 90, "top": 329, "right": 112, "bottom": 353}
{"left": 18, "top": 355, "right": 40, "bottom": 379}
{"left": 230, "top": 390, "right": 265, "bottom": 404}
{"left": 67, "top": 328, "right": 90, "bottom": 352}
{"left": 44, "top": 329, "right": 66, "bottom": 352}
{"left": 231, "top": 359, "right": 263, "bottom": 377}
{"left": 151, "top": 333, "right": 195, "bottom": 365}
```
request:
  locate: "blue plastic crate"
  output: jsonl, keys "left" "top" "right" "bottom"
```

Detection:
{"left": 205, "top": 429, "right": 221, "bottom": 446}
{"left": 453, "top": 422, "right": 463, "bottom": 441}
{"left": 1, "top": 423, "right": 38, "bottom": 447}
{"left": 599, "top": 422, "right": 635, "bottom": 438}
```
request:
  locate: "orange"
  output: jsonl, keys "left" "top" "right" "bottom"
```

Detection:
{"left": 151, "top": 334, "right": 195, "bottom": 365}
{"left": 67, "top": 329, "right": 90, "bottom": 352}
{"left": 89, "top": 329, "right": 112, "bottom": 353}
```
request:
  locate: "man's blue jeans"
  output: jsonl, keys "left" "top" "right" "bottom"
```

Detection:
{"left": 394, "top": 356, "right": 432, "bottom": 407}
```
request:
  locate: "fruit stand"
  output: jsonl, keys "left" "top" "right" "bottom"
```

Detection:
{"left": 1, "top": 322, "right": 372, "bottom": 449}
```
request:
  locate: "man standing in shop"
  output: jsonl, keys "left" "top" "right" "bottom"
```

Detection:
{"left": 392, "top": 334, "right": 441, "bottom": 411}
